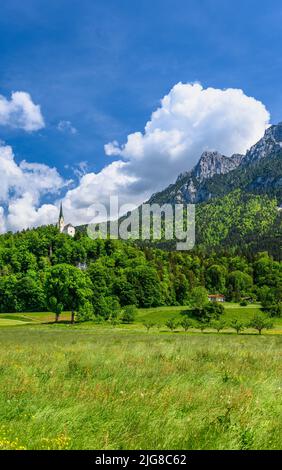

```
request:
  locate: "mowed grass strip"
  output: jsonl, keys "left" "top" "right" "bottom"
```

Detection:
{"left": 0, "top": 326, "right": 281, "bottom": 450}
{"left": 0, "top": 311, "right": 72, "bottom": 325}
{"left": 136, "top": 303, "right": 263, "bottom": 323}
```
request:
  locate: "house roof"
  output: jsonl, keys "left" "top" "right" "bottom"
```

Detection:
{"left": 208, "top": 294, "right": 225, "bottom": 298}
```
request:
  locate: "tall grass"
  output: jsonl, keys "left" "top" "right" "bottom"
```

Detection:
{"left": 0, "top": 326, "right": 281, "bottom": 449}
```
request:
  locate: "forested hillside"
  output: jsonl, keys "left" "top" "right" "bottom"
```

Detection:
{"left": 196, "top": 190, "right": 282, "bottom": 256}
{"left": 0, "top": 226, "right": 281, "bottom": 317}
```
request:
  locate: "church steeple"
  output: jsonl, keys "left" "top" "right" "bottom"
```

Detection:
{"left": 57, "top": 202, "right": 65, "bottom": 233}
{"left": 59, "top": 202, "right": 64, "bottom": 220}
{"left": 56, "top": 202, "right": 76, "bottom": 237}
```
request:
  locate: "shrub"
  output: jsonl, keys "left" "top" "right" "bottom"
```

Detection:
{"left": 76, "top": 301, "right": 94, "bottom": 322}
{"left": 193, "top": 302, "right": 224, "bottom": 320}
{"left": 263, "top": 303, "right": 282, "bottom": 317}
{"left": 121, "top": 305, "right": 137, "bottom": 324}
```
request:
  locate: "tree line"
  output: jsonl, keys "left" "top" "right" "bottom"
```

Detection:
{"left": 0, "top": 225, "right": 281, "bottom": 321}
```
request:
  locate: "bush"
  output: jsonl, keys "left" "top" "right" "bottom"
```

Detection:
{"left": 263, "top": 303, "right": 282, "bottom": 317}
{"left": 121, "top": 305, "right": 137, "bottom": 324}
{"left": 93, "top": 296, "right": 121, "bottom": 320}
{"left": 108, "top": 317, "right": 120, "bottom": 327}
{"left": 76, "top": 301, "right": 94, "bottom": 322}
{"left": 193, "top": 302, "right": 224, "bottom": 320}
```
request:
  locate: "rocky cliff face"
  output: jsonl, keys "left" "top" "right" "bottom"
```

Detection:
{"left": 149, "top": 150, "right": 243, "bottom": 204}
{"left": 193, "top": 151, "right": 244, "bottom": 181}
{"left": 243, "top": 122, "right": 282, "bottom": 164}
{"left": 176, "top": 151, "right": 243, "bottom": 184}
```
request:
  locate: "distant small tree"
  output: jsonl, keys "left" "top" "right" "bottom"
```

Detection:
{"left": 166, "top": 319, "right": 178, "bottom": 332}
{"left": 211, "top": 319, "right": 226, "bottom": 333}
{"left": 249, "top": 314, "right": 273, "bottom": 335}
{"left": 121, "top": 305, "right": 137, "bottom": 324}
{"left": 143, "top": 321, "right": 155, "bottom": 333}
{"left": 48, "top": 296, "right": 64, "bottom": 323}
{"left": 230, "top": 319, "right": 245, "bottom": 335}
{"left": 190, "top": 287, "right": 208, "bottom": 314}
{"left": 180, "top": 317, "right": 194, "bottom": 332}
{"left": 197, "top": 319, "right": 209, "bottom": 332}
{"left": 156, "top": 323, "right": 162, "bottom": 332}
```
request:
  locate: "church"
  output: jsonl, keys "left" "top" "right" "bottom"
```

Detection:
{"left": 57, "top": 203, "right": 76, "bottom": 237}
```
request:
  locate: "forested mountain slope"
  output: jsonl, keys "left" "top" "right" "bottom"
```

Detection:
{"left": 144, "top": 124, "right": 282, "bottom": 254}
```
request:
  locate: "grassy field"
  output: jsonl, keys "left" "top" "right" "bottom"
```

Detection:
{"left": 0, "top": 304, "right": 281, "bottom": 450}
{"left": 0, "top": 325, "right": 281, "bottom": 450}
{"left": 136, "top": 303, "right": 276, "bottom": 324}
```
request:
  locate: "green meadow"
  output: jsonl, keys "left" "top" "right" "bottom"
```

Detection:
{"left": 0, "top": 304, "right": 281, "bottom": 450}
{"left": 1, "top": 303, "right": 281, "bottom": 331}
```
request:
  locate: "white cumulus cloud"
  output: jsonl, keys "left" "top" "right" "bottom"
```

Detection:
{"left": 0, "top": 91, "right": 45, "bottom": 131}
{"left": 7, "top": 193, "right": 59, "bottom": 232}
{"left": 0, "top": 142, "right": 66, "bottom": 231}
{"left": 62, "top": 161, "right": 137, "bottom": 225}
{"left": 0, "top": 207, "right": 6, "bottom": 234}
{"left": 62, "top": 83, "right": 270, "bottom": 223}
{"left": 0, "top": 83, "right": 271, "bottom": 231}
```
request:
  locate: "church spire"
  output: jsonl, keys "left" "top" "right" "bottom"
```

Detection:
{"left": 59, "top": 202, "right": 64, "bottom": 220}
{"left": 57, "top": 202, "right": 65, "bottom": 233}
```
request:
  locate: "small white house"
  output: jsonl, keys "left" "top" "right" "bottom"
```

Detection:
{"left": 208, "top": 294, "right": 225, "bottom": 303}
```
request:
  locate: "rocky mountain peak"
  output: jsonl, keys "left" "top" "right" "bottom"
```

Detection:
{"left": 193, "top": 150, "right": 243, "bottom": 182}
{"left": 244, "top": 122, "right": 282, "bottom": 164}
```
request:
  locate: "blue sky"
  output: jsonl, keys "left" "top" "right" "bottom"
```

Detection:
{"left": 0, "top": 0, "right": 282, "bottom": 230}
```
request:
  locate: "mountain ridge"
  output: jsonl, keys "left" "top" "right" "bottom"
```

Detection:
{"left": 148, "top": 122, "right": 282, "bottom": 206}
